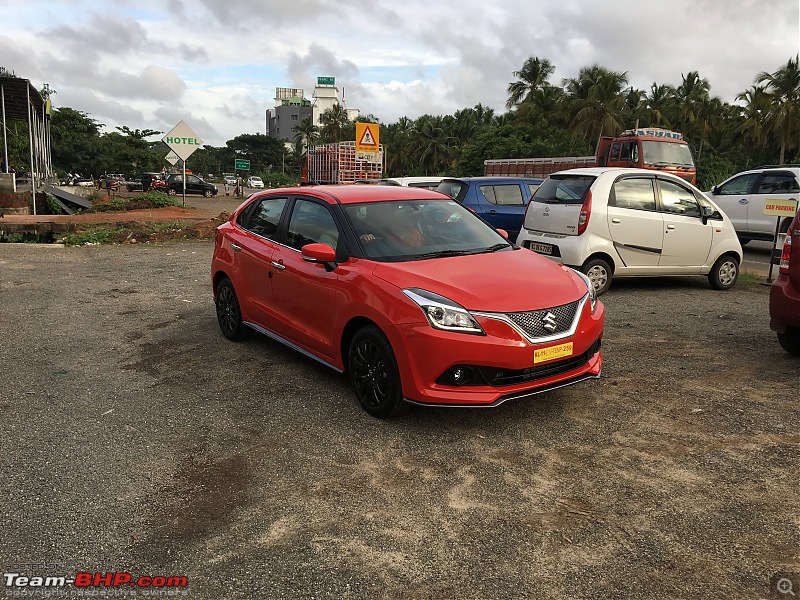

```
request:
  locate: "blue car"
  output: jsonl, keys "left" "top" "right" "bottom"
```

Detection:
{"left": 435, "top": 176, "right": 543, "bottom": 242}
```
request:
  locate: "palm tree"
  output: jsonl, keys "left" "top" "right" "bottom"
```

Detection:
{"left": 415, "top": 116, "right": 452, "bottom": 175}
{"left": 564, "top": 66, "right": 628, "bottom": 141}
{"left": 735, "top": 85, "right": 770, "bottom": 162}
{"left": 506, "top": 57, "right": 556, "bottom": 108}
{"left": 756, "top": 55, "right": 800, "bottom": 164}
{"left": 644, "top": 83, "right": 676, "bottom": 128}
{"left": 293, "top": 116, "right": 319, "bottom": 150}
{"left": 319, "top": 104, "right": 350, "bottom": 143}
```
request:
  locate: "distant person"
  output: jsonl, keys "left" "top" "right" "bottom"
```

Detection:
{"left": 236, "top": 174, "right": 244, "bottom": 198}
{"left": 0, "top": 158, "right": 6, "bottom": 173}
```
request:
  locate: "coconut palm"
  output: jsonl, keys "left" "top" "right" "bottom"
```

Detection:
{"left": 756, "top": 54, "right": 800, "bottom": 164}
{"left": 506, "top": 57, "right": 556, "bottom": 108}
{"left": 643, "top": 83, "right": 676, "bottom": 128}
{"left": 319, "top": 103, "right": 350, "bottom": 143}
{"left": 293, "top": 116, "right": 319, "bottom": 150}
{"left": 564, "top": 66, "right": 629, "bottom": 141}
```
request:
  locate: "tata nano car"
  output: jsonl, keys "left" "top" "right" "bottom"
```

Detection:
{"left": 212, "top": 186, "right": 604, "bottom": 418}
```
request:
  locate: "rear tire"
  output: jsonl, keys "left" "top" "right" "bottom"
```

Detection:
{"left": 215, "top": 278, "right": 251, "bottom": 341}
{"left": 777, "top": 328, "right": 800, "bottom": 356}
{"left": 708, "top": 255, "right": 739, "bottom": 290}
{"left": 348, "top": 325, "right": 407, "bottom": 419}
{"left": 581, "top": 257, "right": 613, "bottom": 296}
{"left": 167, "top": 188, "right": 177, "bottom": 196}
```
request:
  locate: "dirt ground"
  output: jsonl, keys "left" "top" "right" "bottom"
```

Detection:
{"left": 0, "top": 239, "right": 797, "bottom": 599}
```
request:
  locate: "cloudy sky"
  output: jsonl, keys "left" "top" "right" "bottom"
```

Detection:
{"left": 2, "top": 0, "right": 798, "bottom": 147}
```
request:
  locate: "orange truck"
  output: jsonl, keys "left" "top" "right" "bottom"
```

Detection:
{"left": 484, "top": 128, "right": 696, "bottom": 184}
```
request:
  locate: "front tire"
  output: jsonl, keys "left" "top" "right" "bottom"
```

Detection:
{"left": 348, "top": 326, "right": 406, "bottom": 418}
{"left": 777, "top": 328, "right": 800, "bottom": 356}
{"left": 203, "top": 189, "right": 213, "bottom": 197}
{"left": 581, "top": 257, "right": 613, "bottom": 296}
{"left": 215, "top": 278, "right": 251, "bottom": 341}
{"left": 708, "top": 255, "right": 739, "bottom": 290}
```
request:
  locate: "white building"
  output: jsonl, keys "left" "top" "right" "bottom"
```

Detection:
{"left": 311, "top": 77, "right": 360, "bottom": 127}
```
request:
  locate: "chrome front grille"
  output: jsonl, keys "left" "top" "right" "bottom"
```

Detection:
{"left": 505, "top": 300, "right": 580, "bottom": 339}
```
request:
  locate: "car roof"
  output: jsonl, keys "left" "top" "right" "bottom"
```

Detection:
{"left": 250, "top": 184, "right": 448, "bottom": 205}
{"left": 441, "top": 176, "right": 543, "bottom": 183}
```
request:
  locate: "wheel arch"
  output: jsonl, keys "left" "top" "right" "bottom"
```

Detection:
{"left": 340, "top": 316, "right": 383, "bottom": 373}
{"left": 582, "top": 251, "right": 616, "bottom": 275}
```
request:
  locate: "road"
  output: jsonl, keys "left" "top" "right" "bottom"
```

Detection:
{"left": 742, "top": 239, "right": 781, "bottom": 278}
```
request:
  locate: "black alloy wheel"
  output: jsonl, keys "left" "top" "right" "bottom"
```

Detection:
{"left": 215, "top": 278, "right": 251, "bottom": 341}
{"left": 348, "top": 326, "right": 406, "bottom": 418}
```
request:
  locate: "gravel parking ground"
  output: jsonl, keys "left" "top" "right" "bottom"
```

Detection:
{"left": 0, "top": 241, "right": 797, "bottom": 599}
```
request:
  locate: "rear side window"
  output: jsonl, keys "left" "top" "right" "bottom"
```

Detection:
{"left": 479, "top": 184, "right": 524, "bottom": 206}
{"left": 609, "top": 178, "right": 656, "bottom": 211}
{"left": 532, "top": 175, "right": 594, "bottom": 204}
{"left": 756, "top": 173, "right": 800, "bottom": 194}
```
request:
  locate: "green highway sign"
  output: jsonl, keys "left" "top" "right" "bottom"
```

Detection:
{"left": 235, "top": 159, "right": 250, "bottom": 170}
{"left": 317, "top": 76, "right": 335, "bottom": 86}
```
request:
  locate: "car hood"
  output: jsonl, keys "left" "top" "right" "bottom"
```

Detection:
{"left": 370, "top": 248, "right": 587, "bottom": 312}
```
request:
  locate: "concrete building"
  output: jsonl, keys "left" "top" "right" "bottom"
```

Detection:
{"left": 265, "top": 77, "right": 360, "bottom": 143}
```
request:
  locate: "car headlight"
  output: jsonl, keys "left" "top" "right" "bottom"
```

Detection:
{"left": 403, "top": 288, "right": 485, "bottom": 335}
{"left": 573, "top": 270, "right": 597, "bottom": 313}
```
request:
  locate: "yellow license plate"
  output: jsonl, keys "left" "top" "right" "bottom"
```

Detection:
{"left": 534, "top": 342, "right": 574, "bottom": 364}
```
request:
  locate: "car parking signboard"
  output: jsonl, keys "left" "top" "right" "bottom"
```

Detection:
{"left": 764, "top": 198, "right": 799, "bottom": 216}
{"left": 162, "top": 120, "right": 203, "bottom": 161}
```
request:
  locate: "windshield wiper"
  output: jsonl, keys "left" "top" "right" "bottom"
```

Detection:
{"left": 477, "top": 243, "right": 511, "bottom": 254}
{"left": 412, "top": 249, "right": 476, "bottom": 259}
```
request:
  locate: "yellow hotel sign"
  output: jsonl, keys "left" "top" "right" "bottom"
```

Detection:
{"left": 764, "top": 199, "right": 799, "bottom": 216}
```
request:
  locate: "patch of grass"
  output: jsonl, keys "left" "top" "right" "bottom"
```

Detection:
{"left": 62, "top": 227, "right": 125, "bottom": 246}
{"left": 88, "top": 191, "right": 180, "bottom": 213}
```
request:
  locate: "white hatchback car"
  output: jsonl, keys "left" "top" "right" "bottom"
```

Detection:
{"left": 247, "top": 176, "right": 264, "bottom": 189}
{"left": 516, "top": 167, "right": 743, "bottom": 294}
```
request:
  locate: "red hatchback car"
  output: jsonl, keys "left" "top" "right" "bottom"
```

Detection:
{"left": 211, "top": 185, "right": 604, "bottom": 418}
{"left": 770, "top": 208, "right": 800, "bottom": 355}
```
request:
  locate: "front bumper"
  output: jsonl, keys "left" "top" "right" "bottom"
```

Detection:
{"left": 393, "top": 298, "right": 604, "bottom": 407}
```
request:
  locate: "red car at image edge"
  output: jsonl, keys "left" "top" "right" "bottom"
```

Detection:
{"left": 211, "top": 185, "right": 604, "bottom": 418}
{"left": 770, "top": 207, "right": 800, "bottom": 355}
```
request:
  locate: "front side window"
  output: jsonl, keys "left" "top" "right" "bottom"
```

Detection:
{"left": 238, "top": 197, "right": 288, "bottom": 238}
{"left": 609, "top": 178, "right": 656, "bottom": 211}
{"left": 286, "top": 199, "right": 339, "bottom": 251}
{"left": 717, "top": 173, "right": 758, "bottom": 195}
{"left": 659, "top": 180, "right": 701, "bottom": 217}
{"left": 479, "top": 184, "right": 524, "bottom": 206}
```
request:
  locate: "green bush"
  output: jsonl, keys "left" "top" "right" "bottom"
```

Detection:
{"left": 45, "top": 193, "right": 64, "bottom": 215}
{"left": 696, "top": 155, "right": 736, "bottom": 191}
{"left": 62, "top": 228, "right": 120, "bottom": 246}
{"left": 139, "top": 190, "right": 178, "bottom": 207}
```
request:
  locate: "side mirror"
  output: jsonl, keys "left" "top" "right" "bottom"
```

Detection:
{"left": 301, "top": 243, "right": 338, "bottom": 271}
{"left": 496, "top": 228, "right": 509, "bottom": 239}
{"left": 701, "top": 205, "right": 714, "bottom": 224}
{"left": 711, "top": 185, "right": 719, "bottom": 195}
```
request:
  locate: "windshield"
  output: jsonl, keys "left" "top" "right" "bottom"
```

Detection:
{"left": 343, "top": 199, "right": 513, "bottom": 262}
{"left": 641, "top": 141, "right": 695, "bottom": 167}
{"left": 531, "top": 175, "right": 594, "bottom": 205}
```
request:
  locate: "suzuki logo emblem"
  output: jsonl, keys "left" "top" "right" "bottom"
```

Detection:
{"left": 542, "top": 312, "right": 558, "bottom": 332}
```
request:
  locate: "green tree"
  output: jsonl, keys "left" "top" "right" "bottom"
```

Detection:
{"left": 319, "top": 104, "right": 350, "bottom": 143}
{"left": 50, "top": 107, "right": 103, "bottom": 176}
{"left": 756, "top": 54, "right": 800, "bottom": 164}
{"left": 506, "top": 57, "right": 555, "bottom": 108}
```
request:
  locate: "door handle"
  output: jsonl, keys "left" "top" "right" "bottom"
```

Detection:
{"left": 271, "top": 261, "right": 286, "bottom": 270}
{"left": 666, "top": 224, "right": 675, "bottom": 230}
{"left": 611, "top": 218, "right": 621, "bottom": 223}
{"left": 486, "top": 210, "right": 498, "bottom": 215}
{"left": 230, "top": 243, "right": 241, "bottom": 252}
